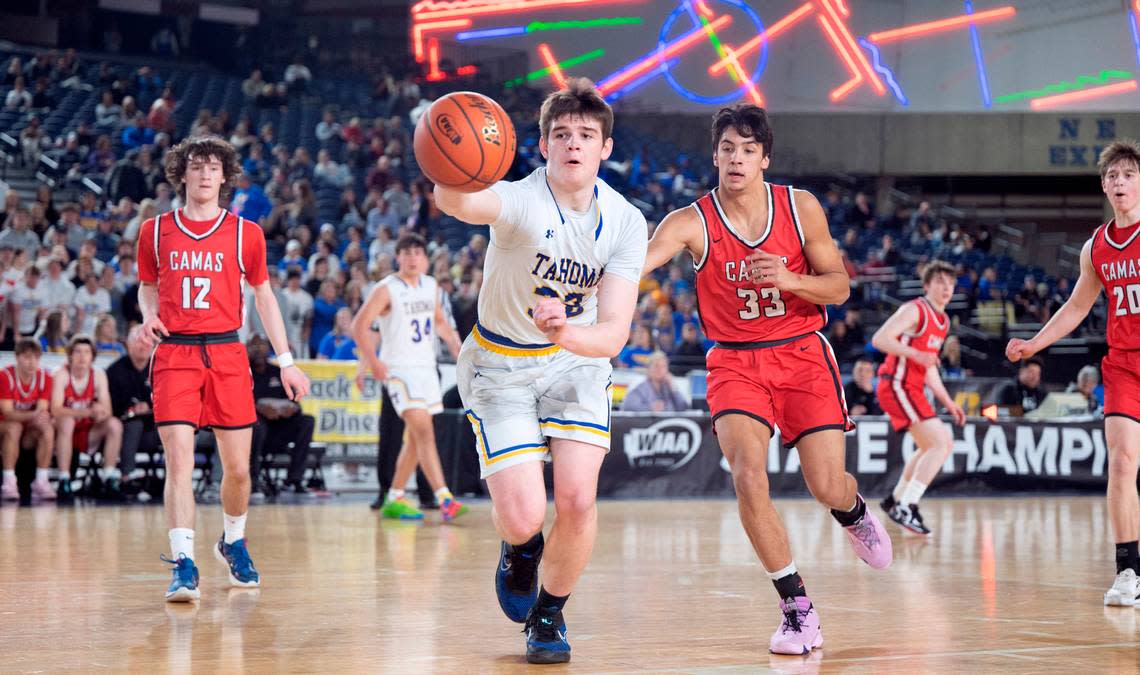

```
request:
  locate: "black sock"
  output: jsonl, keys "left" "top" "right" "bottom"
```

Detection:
{"left": 506, "top": 532, "right": 544, "bottom": 557}
{"left": 830, "top": 494, "right": 866, "bottom": 527}
{"left": 535, "top": 586, "right": 569, "bottom": 615}
{"left": 772, "top": 571, "right": 807, "bottom": 600}
{"left": 1115, "top": 540, "right": 1139, "bottom": 574}
{"left": 881, "top": 494, "right": 896, "bottom": 510}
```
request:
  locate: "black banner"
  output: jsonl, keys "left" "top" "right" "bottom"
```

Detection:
{"left": 598, "top": 413, "right": 1110, "bottom": 498}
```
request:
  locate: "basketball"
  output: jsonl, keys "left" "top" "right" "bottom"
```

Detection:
{"left": 413, "top": 91, "right": 516, "bottom": 192}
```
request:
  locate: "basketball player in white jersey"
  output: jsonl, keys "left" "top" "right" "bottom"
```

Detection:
{"left": 432, "top": 79, "right": 647, "bottom": 665}
{"left": 351, "top": 233, "right": 466, "bottom": 521}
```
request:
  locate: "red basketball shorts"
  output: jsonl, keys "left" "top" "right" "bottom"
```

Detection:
{"left": 72, "top": 419, "right": 93, "bottom": 453}
{"left": 152, "top": 341, "right": 256, "bottom": 429}
{"left": 706, "top": 332, "right": 854, "bottom": 448}
{"left": 876, "top": 377, "right": 935, "bottom": 432}
{"left": 1102, "top": 348, "right": 1140, "bottom": 423}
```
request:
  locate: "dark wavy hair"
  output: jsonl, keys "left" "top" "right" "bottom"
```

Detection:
{"left": 164, "top": 135, "right": 244, "bottom": 204}
{"left": 711, "top": 104, "right": 773, "bottom": 157}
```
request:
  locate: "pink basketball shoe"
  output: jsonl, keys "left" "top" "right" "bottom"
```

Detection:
{"left": 842, "top": 505, "right": 893, "bottom": 569}
{"left": 769, "top": 596, "right": 823, "bottom": 655}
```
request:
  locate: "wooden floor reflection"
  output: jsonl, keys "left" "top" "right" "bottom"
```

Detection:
{"left": 1, "top": 497, "right": 1137, "bottom": 673}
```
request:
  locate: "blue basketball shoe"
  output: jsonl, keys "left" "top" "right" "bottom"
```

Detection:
{"left": 524, "top": 607, "right": 570, "bottom": 664}
{"left": 215, "top": 537, "right": 261, "bottom": 588}
{"left": 162, "top": 554, "right": 200, "bottom": 602}
{"left": 496, "top": 536, "right": 543, "bottom": 623}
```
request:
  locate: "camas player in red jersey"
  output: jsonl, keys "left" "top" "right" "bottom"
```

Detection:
{"left": 0, "top": 338, "right": 55, "bottom": 501}
{"left": 1007, "top": 140, "right": 1140, "bottom": 607}
{"left": 137, "top": 136, "right": 310, "bottom": 602}
{"left": 644, "top": 105, "right": 891, "bottom": 655}
{"left": 871, "top": 261, "right": 966, "bottom": 536}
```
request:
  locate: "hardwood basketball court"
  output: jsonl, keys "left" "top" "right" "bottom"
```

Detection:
{"left": 1, "top": 497, "right": 1136, "bottom": 673}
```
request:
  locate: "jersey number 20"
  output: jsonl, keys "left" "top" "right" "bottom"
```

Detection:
{"left": 1113, "top": 283, "right": 1140, "bottom": 316}
{"left": 737, "top": 287, "right": 785, "bottom": 319}
{"left": 181, "top": 276, "right": 211, "bottom": 309}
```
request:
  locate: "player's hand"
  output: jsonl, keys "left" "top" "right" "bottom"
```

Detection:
{"left": 132, "top": 401, "right": 151, "bottom": 415}
{"left": 92, "top": 408, "right": 109, "bottom": 423}
{"left": 745, "top": 251, "right": 796, "bottom": 289}
{"left": 33, "top": 409, "right": 51, "bottom": 427}
{"left": 532, "top": 297, "right": 567, "bottom": 342}
{"left": 140, "top": 315, "right": 169, "bottom": 348}
{"left": 355, "top": 365, "right": 368, "bottom": 393}
{"left": 280, "top": 365, "right": 311, "bottom": 402}
{"left": 368, "top": 359, "right": 389, "bottom": 383}
{"left": 947, "top": 401, "right": 967, "bottom": 427}
{"left": 1005, "top": 338, "right": 1037, "bottom": 362}
{"left": 910, "top": 350, "right": 940, "bottom": 369}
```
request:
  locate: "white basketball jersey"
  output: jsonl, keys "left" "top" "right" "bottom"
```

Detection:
{"left": 482, "top": 167, "right": 648, "bottom": 345}
{"left": 376, "top": 273, "right": 439, "bottom": 367}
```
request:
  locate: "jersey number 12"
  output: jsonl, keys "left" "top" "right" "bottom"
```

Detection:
{"left": 181, "top": 276, "right": 211, "bottom": 309}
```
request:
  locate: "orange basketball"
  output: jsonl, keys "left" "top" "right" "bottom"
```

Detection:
{"left": 413, "top": 91, "right": 517, "bottom": 193}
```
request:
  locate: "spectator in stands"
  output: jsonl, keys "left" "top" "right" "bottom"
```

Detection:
{"left": 146, "top": 98, "right": 172, "bottom": 135}
{"left": 94, "top": 314, "right": 124, "bottom": 356}
{"left": 19, "top": 117, "right": 48, "bottom": 166}
{"left": 84, "top": 135, "right": 115, "bottom": 174}
{"left": 120, "top": 114, "right": 153, "bottom": 151}
{"left": 93, "top": 216, "right": 121, "bottom": 263}
{"left": 42, "top": 259, "right": 75, "bottom": 311}
{"left": 316, "top": 110, "right": 341, "bottom": 145}
{"left": 941, "top": 335, "right": 967, "bottom": 379}
{"left": 73, "top": 272, "right": 111, "bottom": 335}
{"left": 317, "top": 307, "right": 354, "bottom": 359}
{"left": 0, "top": 338, "right": 56, "bottom": 501}
{"left": 242, "top": 143, "right": 270, "bottom": 184}
{"left": 228, "top": 120, "right": 257, "bottom": 152}
{"left": 35, "top": 185, "right": 58, "bottom": 227}
{"left": 366, "top": 156, "right": 393, "bottom": 193}
{"left": 0, "top": 208, "right": 43, "bottom": 257}
{"left": 844, "top": 357, "right": 882, "bottom": 416}
{"left": 242, "top": 69, "right": 263, "bottom": 100}
{"left": 123, "top": 198, "right": 156, "bottom": 242}
{"left": 153, "top": 182, "right": 173, "bottom": 213}
{"left": 876, "top": 233, "right": 901, "bottom": 266}
{"left": 150, "top": 26, "right": 180, "bottom": 58}
{"left": 36, "top": 308, "right": 69, "bottom": 353}
{"left": 974, "top": 224, "right": 993, "bottom": 253}
{"left": 908, "top": 200, "right": 935, "bottom": 234}
{"left": 3, "top": 58, "right": 22, "bottom": 86}
{"left": 977, "top": 266, "right": 1002, "bottom": 301}
{"left": 106, "top": 325, "right": 155, "bottom": 492}
{"left": 5, "top": 76, "right": 32, "bottom": 110}
{"left": 52, "top": 335, "right": 123, "bottom": 501}
{"left": 9, "top": 265, "right": 46, "bottom": 338}
{"left": 994, "top": 356, "right": 1046, "bottom": 416}
{"left": 310, "top": 279, "right": 345, "bottom": 358}
{"left": 284, "top": 57, "right": 312, "bottom": 96}
{"left": 673, "top": 322, "right": 706, "bottom": 370}
{"left": 281, "top": 268, "right": 313, "bottom": 357}
{"left": 1013, "top": 275, "right": 1044, "bottom": 322}
{"left": 1066, "top": 365, "right": 1103, "bottom": 415}
{"left": 231, "top": 174, "right": 273, "bottom": 224}
{"left": 618, "top": 324, "right": 655, "bottom": 368}
{"left": 248, "top": 334, "right": 315, "bottom": 495}
{"left": 621, "top": 352, "right": 688, "bottom": 412}
{"left": 852, "top": 191, "right": 876, "bottom": 229}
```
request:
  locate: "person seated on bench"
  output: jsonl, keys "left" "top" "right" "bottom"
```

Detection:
{"left": 0, "top": 338, "right": 56, "bottom": 501}
{"left": 247, "top": 334, "right": 315, "bottom": 495}
{"left": 107, "top": 325, "right": 159, "bottom": 493}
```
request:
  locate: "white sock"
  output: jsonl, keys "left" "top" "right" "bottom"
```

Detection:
{"left": 892, "top": 474, "right": 908, "bottom": 502}
{"left": 59, "top": 472, "right": 70, "bottom": 480}
{"left": 223, "top": 512, "right": 247, "bottom": 544}
{"left": 170, "top": 528, "right": 195, "bottom": 561}
{"left": 765, "top": 562, "right": 797, "bottom": 580}
{"left": 901, "top": 479, "right": 928, "bottom": 506}
{"left": 35, "top": 468, "right": 48, "bottom": 482}
{"left": 2, "top": 469, "right": 14, "bottom": 482}
{"left": 434, "top": 486, "right": 453, "bottom": 502}
{"left": 105, "top": 467, "right": 121, "bottom": 480}
{"left": 387, "top": 488, "right": 405, "bottom": 501}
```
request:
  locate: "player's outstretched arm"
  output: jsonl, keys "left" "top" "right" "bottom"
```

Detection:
{"left": 351, "top": 282, "right": 391, "bottom": 385}
{"left": 870, "top": 303, "right": 937, "bottom": 368}
{"left": 434, "top": 184, "right": 503, "bottom": 225}
{"left": 251, "top": 280, "right": 311, "bottom": 401}
{"left": 747, "top": 191, "right": 850, "bottom": 305}
{"left": 533, "top": 274, "right": 639, "bottom": 358}
{"left": 1006, "top": 238, "right": 1101, "bottom": 362}
{"left": 643, "top": 207, "right": 702, "bottom": 276}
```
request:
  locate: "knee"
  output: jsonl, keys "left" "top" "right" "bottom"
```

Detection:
{"left": 56, "top": 417, "right": 75, "bottom": 433}
{"left": 727, "top": 453, "right": 770, "bottom": 499}
{"left": 2, "top": 424, "right": 20, "bottom": 442}
{"left": 107, "top": 417, "right": 123, "bottom": 437}
{"left": 554, "top": 487, "right": 596, "bottom": 523}
{"left": 804, "top": 472, "right": 849, "bottom": 507}
{"left": 496, "top": 497, "right": 546, "bottom": 541}
{"left": 1108, "top": 448, "right": 1140, "bottom": 478}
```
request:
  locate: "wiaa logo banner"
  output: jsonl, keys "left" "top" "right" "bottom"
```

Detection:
{"left": 623, "top": 418, "right": 702, "bottom": 473}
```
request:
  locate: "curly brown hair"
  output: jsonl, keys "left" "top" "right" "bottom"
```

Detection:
{"left": 164, "top": 135, "right": 244, "bottom": 204}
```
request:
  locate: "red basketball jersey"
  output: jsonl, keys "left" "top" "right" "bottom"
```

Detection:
{"left": 877, "top": 297, "right": 949, "bottom": 389}
{"left": 692, "top": 184, "right": 827, "bottom": 342}
{"left": 1091, "top": 219, "right": 1140, "bottom": 351}
{"left": 0, "top": 365, "right": 51, "bottom": 419}
{"left": 137, "top": 209, "right": 268, "bottom": 334}
{"left": 62, "top": 369, "right": 96, "bottom": 412}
